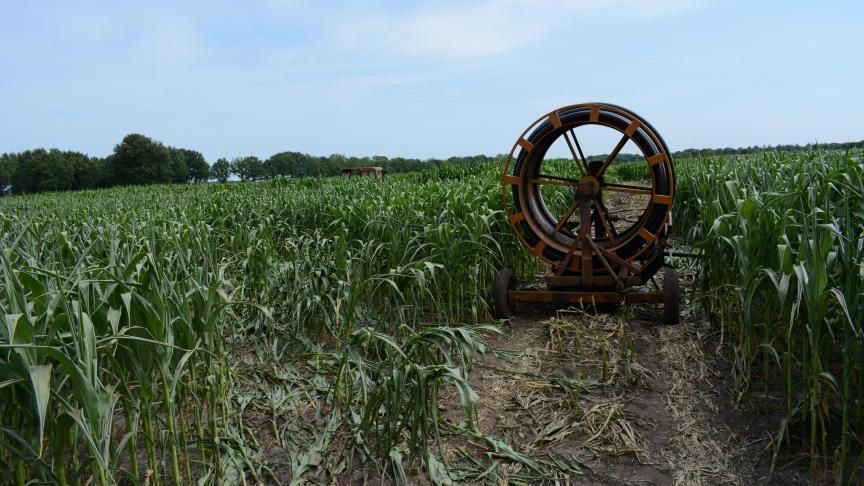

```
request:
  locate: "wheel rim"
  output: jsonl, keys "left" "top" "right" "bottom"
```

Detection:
{"left": 502, "top": 103, "right": 674, "bottom": 273}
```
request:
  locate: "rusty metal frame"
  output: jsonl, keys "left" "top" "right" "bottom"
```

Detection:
{"left": 509, "top": 289, "right": 664, "bottom": 304}
{"left": 495, "top": 103, "right": 676, "bottom": 313}
{"left": 500, "top": 103, "right": 674, "bottom": 274}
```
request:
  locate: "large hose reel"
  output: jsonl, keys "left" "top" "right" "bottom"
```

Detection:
{"left": 493, "top": 103, "right": 680, "bottom": 323}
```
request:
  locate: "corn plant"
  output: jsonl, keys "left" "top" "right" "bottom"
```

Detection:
{"left": 675, "top": 149, "right": 864, "bottom": 481}
{"left": 0, "top": 162, "right": 535, "bottom": 484}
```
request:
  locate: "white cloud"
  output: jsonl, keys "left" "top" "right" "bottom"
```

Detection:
{"left": 331, "top": 0, "right": 706, "bottom": 59}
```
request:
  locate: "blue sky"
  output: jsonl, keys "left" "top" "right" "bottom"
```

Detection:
{"left": 1, "top": 0, "right": 862, "bottom": 162}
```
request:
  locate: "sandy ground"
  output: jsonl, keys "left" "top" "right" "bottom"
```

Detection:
{"left": 430, "top": 273, "right": 818, "bottom": 485}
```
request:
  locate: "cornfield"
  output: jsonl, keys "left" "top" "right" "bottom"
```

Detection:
{"left": 676, "top": 149, "right": 864, "bottom": 481}
{"left": 1, "top": 149, "right": 861, "bottom": 483}
{"left": 0, "top": 164, "right": 533, "bottom": 484}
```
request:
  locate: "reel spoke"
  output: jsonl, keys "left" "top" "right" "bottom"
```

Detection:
{"left": 533, "top": 174, "right": 580, "bottom": 186}
{"left": 602, "top": 183, "right": 653, "bottom": 195}
{"left": 562, "top": 130, "right": 589, "bottom": 176}
{"left": 572, "top": 130, "right": 590, "bottom": 169}
{"left": 596, "top": 133, "right": 630, "bottom": 176}
{"left": 553, "top": 200, "right": 580, "bottom": 235}
{"left": 593, "top": 196, "right": 617, "bottom": 239}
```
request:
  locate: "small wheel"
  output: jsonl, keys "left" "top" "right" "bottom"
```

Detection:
{"left": 662, "top": 266, "right": 680, "bottom": 325}
{"left": 492, "top": 268, "right": 516, "bottom": 319}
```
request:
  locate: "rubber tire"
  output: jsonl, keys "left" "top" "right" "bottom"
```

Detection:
{"left": 662, "top": 266, "right": 680, "bottom": 325}
{"left": 492, "top": 268, "right": 516, "bottom": 319}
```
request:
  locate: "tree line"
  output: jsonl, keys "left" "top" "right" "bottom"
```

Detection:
{"left": 673, "top": 140, "right": 864, "bottom": 158}
{"left": 1, "top": 133, "right": 862, "bottom": 195}
{"left": 0, "top": 134, "right": 210, "bottom": 194}
{"left": 0, "top": 133, "right": 499, "bottom": 194}
{"left": 208, "top": 151, "right": 499, "bottom": 183}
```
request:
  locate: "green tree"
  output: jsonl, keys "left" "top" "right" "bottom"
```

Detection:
{"left": 230, "top": 156, "right": 264, "bottom": 181}
{"left": 264, "top": 152, "right": 299, "bottom": 178}
{"left": 164, "top": 147, "right": 209, "bottom": 183}
{"left": 326, "top": 153, "right": 347, "bottom": 176}
{"left": 110, "top": 134, "right": 172, "bottom": 185}
{"left": 16, "top": 149, "right": 75, "bottom": 193}
{"left": 168, "top": 148, "right": 189, "bottom": 183}
{"left": 211, "top": 158, "right": 231, "bottom": 183}
{"left": 0, "top": 153, "right": 19, "bottom": 186}
{"left": 68, "top": 151, "right": 106, "bottom": 190}
{"left": 184, "top": 150, "right": 210, "bottom": 183}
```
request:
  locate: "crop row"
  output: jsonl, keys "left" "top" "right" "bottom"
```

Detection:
{"left": 0, "top": 165, "right": 532, "bottom": 484}
{"left": 675, "top": 149, "right": 863, "bottom": 481}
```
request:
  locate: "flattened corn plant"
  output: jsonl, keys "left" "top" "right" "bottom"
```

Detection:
{"left": 0, "top": 163, "right": 535, "bottom": 484}
{"left": 675, "top": 149, "right": 864, "bottom": 481}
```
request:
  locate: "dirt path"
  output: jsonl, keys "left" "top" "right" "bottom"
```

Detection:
{"left": 440, "top": 300, "right": 777, "bottom": 485}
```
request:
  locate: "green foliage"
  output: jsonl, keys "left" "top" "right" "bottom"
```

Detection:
{"left": 4, "top": 137, "right": 863, "bottom": 196}
{"left": 15, "top": 149, "right": 75, "bottom": 193}
{"left": 3, "top": 132, "right": 862, "bottom": 483}
{"left": 230, "top": 155, "right": 265, "bottom": 181}
{"left": 0, "top": 136, "right": 213, "bottom": 196}
{"left": 183, "top": 149, "right": 211, "bottom": 183}
{"left": 345, "top": 324, "right": 494, "bottom": 480}
{"left": 167, "top": 147, "right": 210, "bottom": 183}
{"left": 263, "top": 151, "right": 305, "bottom": 178}
{"left": 110, "top": 133, "right": 173, "bottom": 186}
{"left": 675, "top": 149, "right": 864, "bottom": 480}
{"left": 0, "top": 153, "right": 17, "bottom": 186}
{"left": 673, "top": 140, "right": 864, "bottom": 159}
{"left": 0, "top": 201, "right": 236, "bottom": 484}
{"left": 0, "top": 164, "right": 533, "bottom": 483}
{"left": 212, "top": 157, "right": 231, "bottom": 183}
{"left": 68, "top": 151, "right": 107, "bottom": 189}
{"left": 605, "top": 160, "right": 650, "bottom": 181}
{"left": 168, "top": 146, "right": 189, "bottom": 183}
{"left": 261, "top": 151, "right": 505, "bottom": 179}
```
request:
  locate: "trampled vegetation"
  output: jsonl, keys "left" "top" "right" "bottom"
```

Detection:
{"left": 0, "top": 150, "right": 861, "bottom": 484}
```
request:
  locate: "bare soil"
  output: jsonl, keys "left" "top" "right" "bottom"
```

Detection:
{"left": 429, "top": 275, "right": 818, "bottom": 484}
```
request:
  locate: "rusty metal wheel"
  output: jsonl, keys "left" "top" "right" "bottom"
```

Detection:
{"left": 662, "top": 266, "right": 680, "bottom": 325}
{"left": 492, "top": 267, "right": 516, "bottom": 319}
{"left": 501, "top": 103, "right": 674, "bottom": 282}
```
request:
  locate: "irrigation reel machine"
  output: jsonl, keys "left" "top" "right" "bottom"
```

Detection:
{"left": 493, "top": 103, "right": 681, "bottom": 324}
